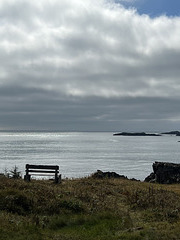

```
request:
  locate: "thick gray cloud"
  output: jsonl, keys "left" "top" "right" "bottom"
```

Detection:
{"left": 0, "top": 0, "right": 180, "bottom": 131}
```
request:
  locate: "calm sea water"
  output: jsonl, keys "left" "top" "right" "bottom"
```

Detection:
{"left": 0, "top": 132, "right": 180, "bottom": 180}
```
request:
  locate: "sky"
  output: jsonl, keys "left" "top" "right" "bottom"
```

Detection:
{"left": 118, "top": 0, "right": 180, "bottom": 17}
{"left": 0, "top": 0, "right": 180, "bottom": 132}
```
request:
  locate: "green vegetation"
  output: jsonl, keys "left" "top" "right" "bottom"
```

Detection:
{"left": 0, "top": 174, "right": 180, "bottom": 240}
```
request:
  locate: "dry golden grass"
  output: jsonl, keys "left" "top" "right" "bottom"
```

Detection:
{"left": 0, "top": 176, "right": 180, "bottom": 240}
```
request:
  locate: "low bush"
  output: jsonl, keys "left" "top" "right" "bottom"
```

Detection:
{"left": 0, "top": 189, "right": 32, "bottom": 215}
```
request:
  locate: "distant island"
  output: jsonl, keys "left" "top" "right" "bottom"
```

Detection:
{"left": 113, "top": 132, "right": 161, "bottom": 136}
{"left": 161, "top": 131, "right": 180, "bottom": 136}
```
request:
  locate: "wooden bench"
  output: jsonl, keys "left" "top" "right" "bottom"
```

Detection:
{"left": 24, "top": 164, "right": 61, "bottom": 183}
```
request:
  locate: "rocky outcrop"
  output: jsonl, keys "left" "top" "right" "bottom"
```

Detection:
{"left": 161, "top": 131, "right": 180, "bottom": 136}
{"left": 113, "top": 132, "right": 161, "bottom": 136}
{"left": 145, "top": 162, "right": 180, "bottom": 184}
{"left": 91, "top": 170, "right": 128, "bottom": 179}
{"left": 91, "top": 170, "right": 139, "bottom": 181}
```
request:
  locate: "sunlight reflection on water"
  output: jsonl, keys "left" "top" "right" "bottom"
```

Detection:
{"left": 0, "top": 132, "right": 180, "bottom": 180}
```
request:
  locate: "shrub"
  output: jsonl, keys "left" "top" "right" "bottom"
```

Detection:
{"left": 0, "top": 189, "right": 32, "bottom": 215}
{"left": 9, "top": 166, "right": 21, "bottom": 179}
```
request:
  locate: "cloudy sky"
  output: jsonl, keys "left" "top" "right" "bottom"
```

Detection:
{"left": 0, "top": 0, "right": 180, "bottom": 132}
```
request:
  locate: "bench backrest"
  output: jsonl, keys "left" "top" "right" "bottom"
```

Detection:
{"left": 25, "top": 164, "right": 60, "bottom": 183}
{"left": 26, "top": 164, "right": 59, "bottom": 172}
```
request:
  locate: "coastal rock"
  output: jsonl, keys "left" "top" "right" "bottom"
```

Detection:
{"left": 144, "top": 172, "right": 155, "bottom": 183}
{"left": 91, "top": 170, "right": 128, "bottom": 179}
{"left": 113, "top": 132, "right": 161, "bottom": 136}
{"left": 145, "top": 162, "right": 180, "bottom": 184}
{"left": 161, "top": 131, "right": 180, "bottom": 136}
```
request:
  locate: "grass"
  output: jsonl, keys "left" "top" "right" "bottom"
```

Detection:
{"left": 0, "top": 175, "right": 180, "bottom": 239}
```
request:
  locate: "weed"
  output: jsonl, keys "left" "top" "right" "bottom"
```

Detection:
{"left": 58, "top": 199, "right": 83, "bottom": 213}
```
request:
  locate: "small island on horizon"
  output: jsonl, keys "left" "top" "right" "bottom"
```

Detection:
{"left": 113, "top": 132, "right": 162, "bottom": 136}
{"left": 161, "top": 131, "right": 180, "bottom": 136}
{"left": 113, "top": 131, "right": 180, "bottom": 136}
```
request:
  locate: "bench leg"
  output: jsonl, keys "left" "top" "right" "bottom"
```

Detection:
{"left": 55, "top": 174, "right": 61, "bottom": 184}
{"left": 24, "top": 174, "right": 31, "bottom": 182}
{"left": 58, "top": 174, "right": 62, "bottom": 183}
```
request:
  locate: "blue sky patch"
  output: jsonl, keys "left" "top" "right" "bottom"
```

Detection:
{"left": 115, "top": 0, "right": 180, "bottom": 17}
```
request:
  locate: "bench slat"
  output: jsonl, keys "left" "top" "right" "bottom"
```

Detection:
{"left": 28, "top": 170, "right": 59, "bottom": 174}
{"left": 29, "top": 174, "right": 57, "bottom": 176}
{"left": 26, "top": 164, "right": 59, "bottom": 170}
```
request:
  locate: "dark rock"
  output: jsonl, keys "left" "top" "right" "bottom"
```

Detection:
{"left": 161, "top": 131, "right": 180, "bottom": 136}
{"left": 113, "top": 132, "right": 161, "bottom": 136}
{"left": 144, "top": 172, "right": 155, "bottom": 183}
{"left": 145, "top": 162, "right": 180, "bottom": 184}
{"left": 91, "top": 170, "right": 127, "bottom": 179}
{"left": 129, "top": 178, "right": 140, "bottom": 182}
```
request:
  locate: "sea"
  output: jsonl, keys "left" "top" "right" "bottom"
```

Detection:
{"left": 0, "top": 131, "right": 180, "bottom": 181}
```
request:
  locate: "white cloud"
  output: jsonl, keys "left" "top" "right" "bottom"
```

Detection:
{"left": 0, "top": 0, "right": 180, "bottom": 96}
{"left": 0, "top": 0, "right": 180, "bottom": 130}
